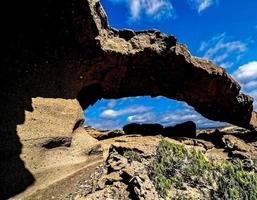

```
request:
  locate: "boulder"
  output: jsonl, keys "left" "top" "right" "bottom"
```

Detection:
{"left": 123, "top": 123, "right": 164, "bottom": 135}
{"left": 197, "top": 129, "right": 225, "bottom": 147}
{"left": 163, "top": 121, "right": 197, "bottom": 138}
{"left": 96, "top": 130, "right": 125, "bottom": 140}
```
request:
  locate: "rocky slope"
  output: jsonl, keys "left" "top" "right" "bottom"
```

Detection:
{"left": 11, "top": 124, "right": 257, "bottom": 200}
{"left": 1, "top": 0, "right": 257, "bottom": 198}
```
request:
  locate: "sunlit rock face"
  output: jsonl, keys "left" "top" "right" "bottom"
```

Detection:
{"left": 0, "top": 0, "right": 257, "bottom": 198}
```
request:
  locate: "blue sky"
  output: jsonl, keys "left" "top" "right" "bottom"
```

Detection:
{"left": 84, "top": 0, "right": 257, "bottom": 130}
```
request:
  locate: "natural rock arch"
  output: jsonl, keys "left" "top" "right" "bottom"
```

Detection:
{"left": 71, "top": 0, "right": 257, "bottom": 130}
{"left": 0, "top": 0, "right": 257, "bottom": 198}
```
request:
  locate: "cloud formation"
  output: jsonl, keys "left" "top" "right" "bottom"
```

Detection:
{"left": 109, "top": 0, "right": 218, "bottom": 21}
{"left": 127, "top": 112, "right": 156, "bottom": 123}
{"left": 100, "top": 105, "right": 152, "bottom": 119}
{"left": 232, "top": 61, "right": 257, "bottom": 82}
{"left": 85, "top": 97, "right": 228, "bottom": 130}
{"left": 199, "top": 33, "right": 247, "bottom": 68}
{"left": 110, "top": 0, "right": 174, "bottom": 20}
{"left": 84, "top": 118, "right": 121, "bottom": 130}
{"left": 188, "top": 0, "right": 216, "bottom": 13}
{"left": 232, "top": 61, "right": 257, "bottom": 110}
{"left": 127, "top": 104, "right": 227, "bottom": 128}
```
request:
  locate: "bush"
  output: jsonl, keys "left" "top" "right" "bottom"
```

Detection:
{"left": 123, "top": 150, "right": 142, "bottom": 162}
{"left": 148, "top": 139, "right": 257, "bottom": 199}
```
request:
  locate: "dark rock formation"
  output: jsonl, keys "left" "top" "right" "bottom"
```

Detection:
{"left": 163, "top": 121, "right": 197, "bottom": 138}
{"left": 197, "top": 129, "right": 225, "bottom": 147}
{"left": 123, "top": 121, "right": 196, "bottom": 138}
{"left": 123, "top": 123, "right": 164, "bottom": 135}
{"left": 96, "top": 130, "right": 125, "bottom": 140}
{"left": 1, "top": 0, "right": 257, "bottom": 198}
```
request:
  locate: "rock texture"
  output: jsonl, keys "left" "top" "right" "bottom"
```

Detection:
{"left": 1, "top": 0, "right": 257, "bottom": 198}
{"left": 62, "top": 126, "right": 257, "bottom": 200}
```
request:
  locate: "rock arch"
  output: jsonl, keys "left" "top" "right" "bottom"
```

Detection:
{"left": 0, "top": 0, "right": 257, "bottom": 198}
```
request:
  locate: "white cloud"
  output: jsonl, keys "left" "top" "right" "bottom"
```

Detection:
{"left": 232, "top": 61, "right": 257, "bottom": 82}
{"left": 188, "top": 0, "right": 216, "bottom": 13}
{"left": 127, "top": 112, "right": 156, "bottom": 123}
{"left": 127, "top": 103, "right": 227, "bottom": 128}
{"left": 232, "top": 61, "right": 257, "bottom": 111}
{"left": 86, "top": 98, "right": 229, "bottom": 129}
{"left": 199, "top": 33, "right": 247, "bottom": 68}
{"left": 109, "top": 0, "right": 174, "bottom": 20}
{"left": 109, "top": 0, "right": 219, "bottom": 21}
{"left": 100, "top": 106, "right": 152, "bottom": 119}
{"left": 244, "top": 81, "right": 257, "bottom": 90}
{"left": 158, "top": 105, "right": 227, "bottom": 127}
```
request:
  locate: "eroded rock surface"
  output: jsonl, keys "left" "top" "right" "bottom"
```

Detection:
{"left": 1, "top": 0, "right": 257, "bottom": 198}
{"left": 65, "top": 128, "right": 257, "bottom": 200}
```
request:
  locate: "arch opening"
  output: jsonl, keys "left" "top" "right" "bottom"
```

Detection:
{"left": 82, "top": 96, "right": 228, "bottom": 130}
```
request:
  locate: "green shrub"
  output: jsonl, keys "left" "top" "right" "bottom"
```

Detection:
{"left": 148, "top": 139, "right": 257, "bottom": 199}
{"left": 123, "top": 150, "right": 142, "bottom": 162}
{"left": 213, "top": 159, "right": 257, "bottom": 200}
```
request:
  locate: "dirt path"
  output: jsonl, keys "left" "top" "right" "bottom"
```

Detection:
{"left": 11, "top": 156, "right": 103, "bottom": 200}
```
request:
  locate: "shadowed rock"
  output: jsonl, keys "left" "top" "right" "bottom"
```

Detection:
{"left": 163, "top": 121, "right": 197, "bottom": 138}
{"left": 123, "top": 123, "right": 164, "bottom": 135}
{"left": 1, "top": 0, "right": 257, "bottom": 198}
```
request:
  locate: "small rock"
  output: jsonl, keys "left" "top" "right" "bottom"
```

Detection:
{"left": 104, "top": 172, "right": 123, "bottom": 184}
{"left": 107, "top": 152, "right": 128, "bottom": 172}
{"left": 222, "top": 135, "right": 252, "bottom": 152}
{"left": 87, "top": 144, "right": 103, "bottom": 156}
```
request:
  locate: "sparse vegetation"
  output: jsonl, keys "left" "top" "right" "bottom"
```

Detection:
{"left": 149, "top": 139, "right": 257, "bottom": 199}
{"left": 123, "top": 150, "right": 142, "bottom": 162}
{"left": 213, "top": 159, "right": 257, "bottom": 200}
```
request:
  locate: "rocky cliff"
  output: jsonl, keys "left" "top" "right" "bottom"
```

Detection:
{"left": 0, "top": 0, "right": 257, "bottom": 199}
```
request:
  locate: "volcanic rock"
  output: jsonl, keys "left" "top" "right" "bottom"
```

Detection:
{"left": 1, "top": 0, "right": 257, "bottom": 198}
{"left": 163, "top": 121, "right": 197, "bottom": 138}
{"left": 123, "top": 123, "right": 164, "bottom": 135}
{"left": 96, "top": 130, "right": 125, "bottom": 140}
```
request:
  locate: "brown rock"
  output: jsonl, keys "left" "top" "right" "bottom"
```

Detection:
{"left": 107, "top": 151, "right": 128, "bottom": 172}
{"left": 222, "top": 135, "right": 257, "bottom": 161}
{"left": 83, "top": 182, "right": 129, "bottom": 200}
{"left": 97, "top": 130, "right": 125, "bottom": 140}
{"left": 222, "top": 135, "right": 253, "bottom": 152}
{"left": 71, "top": 126, "right": 99, "bottom": 149}
{"left": 104, "top": 172, "right": 123, "bottom": 184}
{"left": 163, "top": 121, "right": 197, "bottom": 138}
{"left": 1, "top": 0, "right": 257, "bottom": 198}
{"left": 121, "top": 161, "right": 160, "bottom": 200}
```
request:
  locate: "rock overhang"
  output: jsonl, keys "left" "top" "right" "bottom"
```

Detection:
{"left": 0, "top": 0, "right": 257, "bottom": 198}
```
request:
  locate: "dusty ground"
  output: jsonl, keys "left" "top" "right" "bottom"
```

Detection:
{"left": 11, "top": 122, "right": 257, "bottom": 200}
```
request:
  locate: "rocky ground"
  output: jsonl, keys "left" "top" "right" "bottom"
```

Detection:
{"left": 2, "top": 0, "right": 257, "bottom": 199}
{"left": 78, "top": 125, "right": 257, "bottom": 200}
{"left": 13, "top": 122, "right": 257, "bottom": 200}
